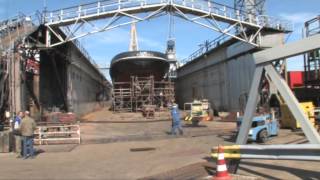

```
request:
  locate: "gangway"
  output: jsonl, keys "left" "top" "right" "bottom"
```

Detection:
{"left": 42, "top": 0, "right": 292, "bottom": 47}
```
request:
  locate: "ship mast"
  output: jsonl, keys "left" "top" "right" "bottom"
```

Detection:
{"left": 129, "top": 22, "right": 139, "bottom": 51}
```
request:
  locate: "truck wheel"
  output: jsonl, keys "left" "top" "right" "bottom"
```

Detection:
{"left": 258, "top": 130, "right": 268, "bottom": 143}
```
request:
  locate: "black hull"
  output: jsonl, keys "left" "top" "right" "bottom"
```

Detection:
{"left": 110, "top": 51, "right": 169, "bottom": 82}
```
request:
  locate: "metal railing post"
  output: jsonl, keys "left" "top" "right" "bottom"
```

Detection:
{"left": 60, "top": 9, "right": 63, "bottom": 21}
{"left": 78, "top": 5, "right": 82, "bottom": 18}
{"left": 50, "top": 12, "right": 53, "bottom": 23}
{"left": 97, "top": 2, "right": 100, "bottom": 15}
{"left": 236, "top": 10, "right": 240, "bottom": 20}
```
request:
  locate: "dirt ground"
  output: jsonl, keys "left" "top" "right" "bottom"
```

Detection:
{"left": 0, "top": 108, "right": 319, "bottom": 179}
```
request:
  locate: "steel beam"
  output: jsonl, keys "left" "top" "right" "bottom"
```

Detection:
{"left": 264, "top": 64, "right": 320, "bottom": 144}
{"left": 254, "top": 33, "right": 320, "bottom": 65}
{"left": 236, "top": 65, "right": 264, "bottom": 144}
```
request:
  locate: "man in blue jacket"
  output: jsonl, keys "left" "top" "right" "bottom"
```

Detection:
{"left": 14, "top": 111, "right": 24, "bottom": 158}
{"left": 170, "top": 103, "right": 183, "bottom": 135}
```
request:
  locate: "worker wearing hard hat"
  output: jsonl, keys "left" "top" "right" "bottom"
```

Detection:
{"left": 170, "top": 103, "right": 183, "bottom": 135}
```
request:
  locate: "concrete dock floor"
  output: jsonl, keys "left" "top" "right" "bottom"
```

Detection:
{"left": 0, "top": 108, "right": 319, "bottom": 179}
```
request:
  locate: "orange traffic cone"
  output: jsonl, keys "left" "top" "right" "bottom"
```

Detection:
{"left": 213, "top": 145, "right": 231, "bottom": 180}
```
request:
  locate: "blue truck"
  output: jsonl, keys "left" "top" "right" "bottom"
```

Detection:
{"left": 236, "top": 114, "right": 279, "bottom": 143}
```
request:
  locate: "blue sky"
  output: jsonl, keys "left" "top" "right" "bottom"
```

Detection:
{"left": 0, "top": 0, "right": 319, "bottom": 79}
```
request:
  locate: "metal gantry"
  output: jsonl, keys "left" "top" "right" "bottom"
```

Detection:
{"left": 236, "top": 33, "right": 320, "bottom": 145}
{"left": 43, "top": 0, "right": 292, "bottom": 47}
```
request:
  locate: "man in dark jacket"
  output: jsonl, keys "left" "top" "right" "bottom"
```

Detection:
{"left": 20, "top": 111, "right": 37, "bottom": 159}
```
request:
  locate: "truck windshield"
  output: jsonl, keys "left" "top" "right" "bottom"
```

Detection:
{"left": 252, "top": 121, "right": 265, "bottom": 128}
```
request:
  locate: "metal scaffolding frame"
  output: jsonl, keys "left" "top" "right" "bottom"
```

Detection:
{"left": 112, "top": 76, "right": 174, "bottom": 112}
{"left": 43, "top": 0, "right": 292, "bottom": 47}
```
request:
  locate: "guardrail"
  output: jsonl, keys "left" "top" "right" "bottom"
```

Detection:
{"left": 0, "top": 12, "right": 41, "bottom": 35}
{"left": 257, "top": 15, "right": 293, "bottom": 32}
{"left": 305, "top": 15, "right": 320, "bottom": 37}
{"left": 34, "top": 123, "right": 81, "bottom": 145}
{"left": 211, "top": 144, "right": 320, "bottom": 161}
{"left": 44, "top": 0, "right": 292, "bottom": 32}
{"left": 181, "top": 33, "right": 230, "bottom": 64}
{"left": 180, "top": 15, "right": 293, "bottom": 65}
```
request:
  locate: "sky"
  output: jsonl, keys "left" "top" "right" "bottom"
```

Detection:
{"left": 0, "top": 0, "right": 319, "bottom": 79}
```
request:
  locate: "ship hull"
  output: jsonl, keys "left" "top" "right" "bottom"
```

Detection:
{"left": 110, "top": 51, "right": 169, "bottom": 82}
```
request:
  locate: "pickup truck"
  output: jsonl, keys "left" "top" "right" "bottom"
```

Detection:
{"left": 236, "top": 114, "right": 279, "bottom": 143}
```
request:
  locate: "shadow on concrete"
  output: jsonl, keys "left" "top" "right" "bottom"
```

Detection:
{"left": 216, "top": 133, "right": 236, "bottom": 143}
{"left": 203, "top": 163, "right": 216, "bottom": 176}
{"left": 203, "top": 156, "right": 215, "bottom": 163}
{"left": 35, "top": 144, "right": 78, "bottom": 153}
{"left": 165, "top": 131, "right": 183, "bottom": 136}
{"left": 240, "top": 161, "right": 320, "bottom": 179}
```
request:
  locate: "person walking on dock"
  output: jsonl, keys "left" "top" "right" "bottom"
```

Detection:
{"left": 170, "top": 103, "right": 183, "bottom": 135}
{"left": 14, "top": 111, "right": 24, "bottom": 158}
{"left": 20, "top": 111, "right": 37, "bottom": 159}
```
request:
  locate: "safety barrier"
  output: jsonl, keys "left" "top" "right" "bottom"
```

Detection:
{"left": 211, "top": 144, "right": 320, "bottom": 161}
{"left": 34, "top": 123, "right": 81, "bottom": 145}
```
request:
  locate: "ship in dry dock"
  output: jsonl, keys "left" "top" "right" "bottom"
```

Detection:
{"left": 110, "top": 23, "right": 175, "bottom": 112}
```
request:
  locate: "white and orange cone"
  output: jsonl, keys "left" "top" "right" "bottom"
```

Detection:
{"left": 213, "top": 145, "right": 231, "bottom": 180}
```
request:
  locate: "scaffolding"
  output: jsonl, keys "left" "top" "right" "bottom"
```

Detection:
{"left": 304, "top": 15, "right": 320, "bottom": 87}
{"left": 112, "top": 76, "right": 174, "bottom": 112}
{"left": 0, "top": 14, "right": 38, "bottom": 122}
